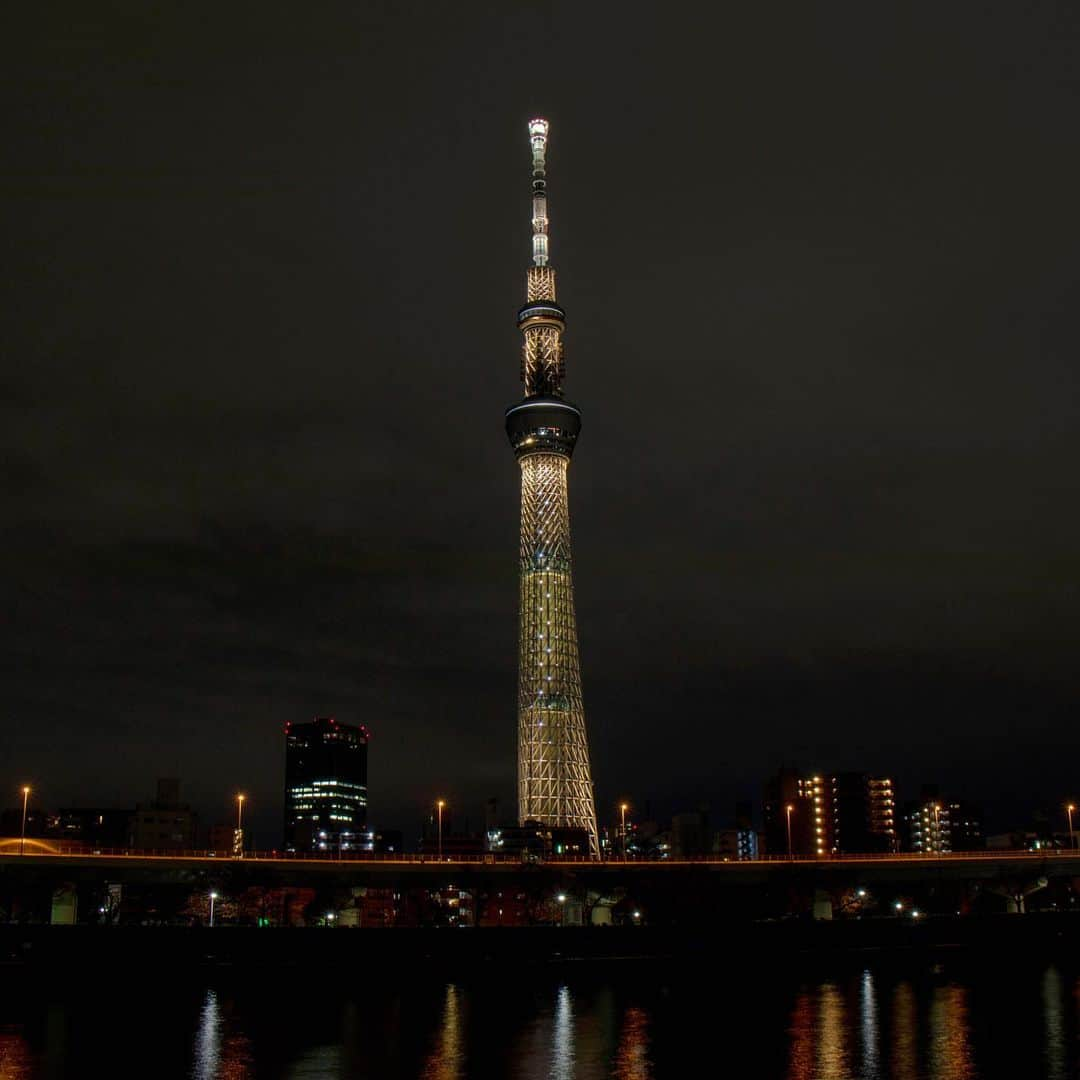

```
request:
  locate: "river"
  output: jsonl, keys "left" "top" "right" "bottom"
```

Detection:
{"left": 0, "top": 956, "right": 1076, "bottom": 1078}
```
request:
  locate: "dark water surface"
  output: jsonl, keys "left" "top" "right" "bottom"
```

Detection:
{"left": 0, "top": 957, "right": 1077, "bottom": 1078}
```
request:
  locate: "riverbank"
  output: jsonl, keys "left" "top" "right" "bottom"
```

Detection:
{"left": 2, "top": 913, "right": 1078, "bottom": 971}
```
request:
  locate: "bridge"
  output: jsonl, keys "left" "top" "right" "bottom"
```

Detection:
{"left": 2, "top": 841, "right": 1077, "bottom": 925}
{"left": 2, "top": 839, "right": 1078, "bottom": 876}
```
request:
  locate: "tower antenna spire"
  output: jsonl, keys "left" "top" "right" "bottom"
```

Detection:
{"left": 518, "top": 118, "right": 565, "bottom": 399}
{"left": 528, "top": 118, "right": 549, "bottom": 267}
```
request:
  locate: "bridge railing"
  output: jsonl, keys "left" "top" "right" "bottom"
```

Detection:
{"left": 0, "top": 841, "right": 1075, "bottom": 865}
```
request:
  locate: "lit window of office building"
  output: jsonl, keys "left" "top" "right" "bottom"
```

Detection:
{"left": 831, "top": 773, "right": 897, "bottom": 854}
{"left": 867, "top": 777, "right": 896, "bottom": 851}
{"left": 284, "top": 717, "right": 368, "bottom": 853}
{"left": 797, "top": 775, "right": 831, "bottom": 856}
{"left": 765, "top": 769, "right": 896, "bottom": 856}
{"left": 902, "top": 790, "right": 984, "bottom": 854}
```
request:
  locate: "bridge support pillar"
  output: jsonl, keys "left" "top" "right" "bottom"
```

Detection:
{"left": 988, "top": 876, "right": 1049, "bottom": 914}
{"left": 50, "top": 884, "right": 78, "bottom": 925}
{"left": 812, "top": 889, "right": 833, "bottom": 921}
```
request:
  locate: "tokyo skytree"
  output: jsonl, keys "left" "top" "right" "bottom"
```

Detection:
{"left": 505, "top": 118, "right": 599, "bottom": 858}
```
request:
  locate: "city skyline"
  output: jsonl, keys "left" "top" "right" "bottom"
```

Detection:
{"left": 4, "top": 4, "right": 1080, "bottom": 841}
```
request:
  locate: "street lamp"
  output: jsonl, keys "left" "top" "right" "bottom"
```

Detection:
{"left": 785, "top": 804, "right": 794, "bottom": 860}
{"left": 19, "top": 786, "right": 30, "bottom": 856}
{"left": 1067, "top": 804, "right": 1075, "bottom": 852}
{"left": 209, "top": 891, "right": 219, "bottom": 927}
{"left": 436, "top": 800, "right": 446, "bottom": 860}
{"left": 620, "top": 802, "right": 629, "bottom": 859}
{"left": 556, "top": 893, "right": 566, "bottom": 926}
{"left": 235, "top": 794, "right": 245, "bottom": 858}
{"left": 932, "top": 803, "right": 941, "bottom": 853}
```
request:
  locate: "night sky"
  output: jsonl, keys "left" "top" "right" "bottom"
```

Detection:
{"left": 4, "top": 3, "right": 1079, "bottom": 843}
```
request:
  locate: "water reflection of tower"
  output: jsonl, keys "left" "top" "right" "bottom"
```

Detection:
{"left": 0, "top": 1030, "right": 33, "bottom": 1079}
{"left": 928, "top": 985, "right": 975, "bottom": 1077}
{"left": 612, "top": 1007, "right": 651, "bottom": 1080}
{"left": 551, "top": 986, "right": 575, "bottom": 1080}
{"left": 506, "top": 119, "right": 598, "bottom": 857}
{"left": 421, "top": 984, "right": 465, "bottom": 1080}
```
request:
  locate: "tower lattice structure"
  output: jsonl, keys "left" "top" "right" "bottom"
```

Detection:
{"left": 505, "top": 118, "right": 599, "bottom": 857}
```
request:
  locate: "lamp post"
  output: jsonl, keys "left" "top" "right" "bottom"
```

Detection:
{"left": 620, "top": 803, "right": 629, "bottom": 859}
{"left": 556, "top": 893, "right": 566, "bottom": 927}
{"left": 1067, "top": 804, "right": 1075, "bottom": 852}
{"left": 785, "top": 804, "right": 794, "bottom": 860}
{"left": 436, "top": 800, "right": 445, "bottom": 860}
{"left": 932, "top": 803, "right": 941, "bottom": 854}
{"left": 209, "top": 891, "right": 219, "bottom": 927}
{"left": 19, "top": 786, "right": 30, "bottom": 856}
{"left": 235, "top": 794, "right": 245, "bottom": 858}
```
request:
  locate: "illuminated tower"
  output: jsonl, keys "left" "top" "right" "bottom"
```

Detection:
{"left": 505, "top": 118, "right": 599, "bottom": 857}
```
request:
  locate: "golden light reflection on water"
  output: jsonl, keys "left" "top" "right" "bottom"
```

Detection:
{"left": 928, "top": 985, "right": 975, "bottom": 1080}
{"left": 786, "top": 989, "right": 814, "bottom": 1080}
{"left": 0, "top": 1031, "right": 33, "bottom": 1080}
{"left": 421, "top": 984, "right": 465, "bottom": 1080}
{"left": 612, "top": 1006, "right": 651, "bottom": 1080}
{"left": 786, "top": 983, "right": 850, "bottom": 1080}
{"left": 890, "top": 981, "right": 919, "bottom": 1080}
{"left": 787, "top": 972, "right": 979, "bottom": 1080}
{"left": 3, "top": 961, "right": 1075, "bottom": 1079}
{"left": 816, "top": 983, "right": 849, "bottom": 1080}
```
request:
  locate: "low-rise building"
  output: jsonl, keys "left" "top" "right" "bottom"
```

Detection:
{"left": 130, "top": 779, "right": 198, "bottom": 850}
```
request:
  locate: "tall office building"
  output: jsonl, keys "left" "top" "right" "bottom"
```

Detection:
{"left": 765, "top": 769, "right": 896, "bottom": 855}
{"left": 948, "top": 800, "right": 984, "bottom": 851}
{"left": 832, "top": 773, "right": 897, "bottom": 854}
{"left": 735, "top": 799, "right": 758, "bottom": 860}
{"left": 763, "top": 768, "right": 814, "bottom": 855}
{"left": 284, "top": 717, "right": 368, "bottom": 852}
{"left": 866, "top": 777, "right": 897, "bottom": 850}
{"left": 799, "top": 774, "right": 832, "bottom": 856}
{"left": 901, "top": 788, "right": 983, "bottom": 853}
{"left": 505, "top": 119, "right": 599, "bottom": 857}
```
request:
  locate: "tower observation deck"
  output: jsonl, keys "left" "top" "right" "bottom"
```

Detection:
{"left": 505, "top": 118, "right": 599, "bottom": 858}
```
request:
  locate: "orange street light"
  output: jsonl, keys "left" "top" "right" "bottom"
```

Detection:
{"left": 1068, "top": 804, "right": 1075, "bottom": 852}
{"left": 20, "top": 786, "right": 31, "bottom": 856}
{"left": 436, "top": 800, "right": 446, "bottom": 860}
{"left": 620, "top": 802, "right": 630, "bottom": 859}
{"left": 785, "top": 804, "right": 794, "bottom": 860}
{"left": 235, "top": 794, "right": 246, "bottom": 859}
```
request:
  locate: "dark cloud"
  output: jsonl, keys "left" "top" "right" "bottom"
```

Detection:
{"left": 3, "top": 2, "right": 1079, "bottom": 838}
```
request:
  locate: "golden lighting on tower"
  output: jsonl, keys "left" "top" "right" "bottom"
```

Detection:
{"left": 507, "top": 118, "right": 598, "bottom": 857}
